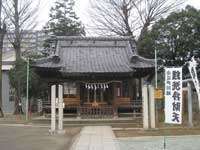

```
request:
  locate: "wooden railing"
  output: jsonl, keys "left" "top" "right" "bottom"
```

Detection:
{"left": 41, "top": 98, "right": 142, "bottom": 118}
{"left": 114, "top": 97, "right": 142, "bottom": 107}
{"left": 64, "top": 97, "right": 80, "bottom": 108}
{"left": 79, "top": 106, "right": 114, "bottom": 119}
{"left": 42, "top": 101, "right": 51, "bottom": 113}
{"left": 113, "top": 98, "right": 143, "bottom": 118}
{"left": 113, "top": 97, "right": 131, "bottom": 107}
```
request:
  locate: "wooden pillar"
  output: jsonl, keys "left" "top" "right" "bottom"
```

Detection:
{"left": 87, "top": 89, "right": 90, "bottom": 103}
{"left": 100, "top": 89, "right": 103, "bottom": 102}
{"left": 128, "top": 79, "right": 132, "bottom": 99}
{"left": 77, "top": 83, "right": 81, "bottom": 119}
{"left": 132, "top": 79, "right": 137, "bottom": 100}
{"left": 77, "top": 82, "right": 80, "bottom": 99}
{"left": 113, "top": 83, "right": 118, "bottom": 118}
{"left": 188, "top": 82, "right": 193, "bottom": 127}
{"left": 94, "top": 89, "right": 96, "bottom": 102}
{"left": 50, "top": 85, "right": 56, "bottom": 134}
{"left": 139, "top": 78, "right": 142, "bottom": 99}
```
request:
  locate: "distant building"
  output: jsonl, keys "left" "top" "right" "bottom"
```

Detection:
{"left": 2, "top": 51, "right": 15, "bottom": 113}
{"left": 3, "top": 30, "right": 48, "bottom": 52}
{"left": 2, "top": 30, "right": 48, "bottom": 113}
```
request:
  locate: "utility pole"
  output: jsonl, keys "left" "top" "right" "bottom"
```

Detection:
{"left": 25, "top": 58, "right": 29, "bottom": 121}
{"left": 0, "top": 0, "right": 6, "bottom": 117}
{"left": 155, "top": 48, "right": 160, "bottom": 125}
{"left": 155, "top": 48, "right": 158, "bottom": 88}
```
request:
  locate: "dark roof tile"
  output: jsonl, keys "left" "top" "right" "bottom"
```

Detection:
{"left": 34, "top": 36, "right": 154, "bottom": 73}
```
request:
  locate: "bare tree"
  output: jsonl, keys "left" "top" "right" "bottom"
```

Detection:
{"left": 3, "top": 0, "right": 38, "bottom": 59}
{"left": 3, "top": 0, "right": 39, "bottom": 114}
{"left": 0, "top": 0, "right": 6, "bottom": 117}
{"left": 89, "top": 0, "right": 184, "bottom": 43}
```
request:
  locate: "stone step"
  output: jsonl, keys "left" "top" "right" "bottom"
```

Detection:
{"left": 31, "top": 117, "right": 142, "bottom": 128}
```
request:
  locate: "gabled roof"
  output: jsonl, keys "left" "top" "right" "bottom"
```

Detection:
{"left": 34, "top": 36, "right": 154, "bottom": 74}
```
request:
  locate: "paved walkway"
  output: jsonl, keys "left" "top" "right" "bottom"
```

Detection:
{"left": 70, "top": 126, "right": 119, "bottom": 150}
{"left": 118, "top": 135, "right": 200, "bottom": 150}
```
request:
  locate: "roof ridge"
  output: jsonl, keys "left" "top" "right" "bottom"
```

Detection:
{"left": 56, "top": 36, "right": 133, "bottom": 41}
{"left": 132, "top": 54, "right": 154, "bottom": 61}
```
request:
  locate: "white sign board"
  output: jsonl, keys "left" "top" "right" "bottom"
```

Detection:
{"left": 165, "top": 67, "right": 182, "bottom": 124}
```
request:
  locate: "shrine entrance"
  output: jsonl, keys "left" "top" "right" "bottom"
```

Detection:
{"left": 50, "top": 79, "right": 144, "bottom": 119}
{"left": 80, "top": 82, "right": 114, "bottom": 107}
{"left": 79, "top": 82, "right": 114, "bottom": 118}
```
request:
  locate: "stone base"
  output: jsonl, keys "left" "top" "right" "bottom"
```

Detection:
{"left": 57, "top": 130, "right": 66, "bottom": 135}
{"left": 76, "top": 116, "right": 81, "bottom": 119}
{"left": 49, "top": 129, "right": 56, "bottom": 135}
{"left": 113, "top": 115, "right": 118, "bottom": 119}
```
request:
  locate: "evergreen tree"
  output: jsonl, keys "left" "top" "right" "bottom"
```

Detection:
{"left": 139, "top": 5, "right": 200, "bottom": 79}
{"left": 139, "top": 5, "right": 200, "bottom": 63}
{"left": 44, "top": 0, "right": 85, "bottom": 36}
{"left": 9, "top": 56, "right": 48, "bottom": 114}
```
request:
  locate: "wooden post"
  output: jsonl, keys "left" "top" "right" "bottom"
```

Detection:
{"left": 139, "top": 78, "right": 142, "bottom": 99}
{"left": 87, "top": 89, "right": 90, "bottom": 103}
{"left": 58, "top": 84, "right": 65, "bottom": 134}
{"left": 94, "top": 88, "right": 96, "bottom": 103}
{"left": 50, "top": 85, "right": 56, "bottom": 134}
{"left": 100, "top": 89, "right": 103, "bottom": 102}
{"left": 113, "top": 83, "right": 118, "bottom": 118}
{"left": 187, "top": 82, "right": 193, "bottom": 127}
{"left": 142, "top": 84, "right": 149, "bottom": 129}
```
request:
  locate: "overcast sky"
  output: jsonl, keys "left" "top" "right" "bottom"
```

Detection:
{"left": 36, "top": 0, "right": 200, "bottom": 32}
{"left": 36, "top": 0, "right": 90, "bottom": 30}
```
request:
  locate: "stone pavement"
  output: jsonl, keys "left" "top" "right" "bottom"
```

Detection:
{"left": 70, "top": 126, "right": 120, "bottom": 150}
{"left": 118, "top": 135, "right": 200, "bottom": 150}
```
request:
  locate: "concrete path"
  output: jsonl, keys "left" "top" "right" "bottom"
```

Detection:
{"left": 118, "top": 135, "right": 200, "bottom": 150}
{"left": 70, "top": 126, "right": 119, "bottom": 150}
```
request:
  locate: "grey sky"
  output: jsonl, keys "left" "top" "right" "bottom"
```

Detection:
{"left": 36, "top": 0, "right": 90, "bottom": 30}
{"left": 36, "top": 0, "right": 200, "bottom": 32}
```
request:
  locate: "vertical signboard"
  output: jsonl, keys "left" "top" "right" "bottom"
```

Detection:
{"left": 165, "top": 67, "right": 182, "bottom": 124}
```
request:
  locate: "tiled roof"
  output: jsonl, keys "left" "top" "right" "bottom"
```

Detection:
{"left": 130, "top": 55, "right": 155, "bottom": 68}
{"left": 34, "top": 36, "right": 154, "bottom": 74}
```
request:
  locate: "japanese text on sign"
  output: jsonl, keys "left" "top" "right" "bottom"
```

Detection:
{"left": 165, "top": 67, "right": 182, "bottom": 124}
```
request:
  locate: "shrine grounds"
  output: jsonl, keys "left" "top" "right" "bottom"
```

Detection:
{"left": 1, "top": 113, "right": 200, "bottom": 150}
{"left": 1, "top": 123, "right": 200, "bottom": 150}
{"left": 0, "top": 124, "right": 80, "bottom": 150}
{"left": 117, "top": 135, "right": 200, "bottom": 150}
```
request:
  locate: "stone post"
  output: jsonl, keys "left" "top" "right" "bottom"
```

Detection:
{"left": 149, "top": 85, "right": 156, "bottom": 128}
{"left": 142, "top": 84, "right": 149, "bottom": 129}
{"left": 50, "top": 85, "right": 56, "bottom": 134}
{"left": 187, "top": 82, "right": 193, "bottom": 127}
{"left": 58, "top": 84, "right": 65, "bottom": 134}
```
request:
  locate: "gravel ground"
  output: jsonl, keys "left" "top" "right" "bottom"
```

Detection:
{"left": 114, "top": 128, "right": 200, "bottom": 137}
{"left": 0, "top": 125, "right": 80, "bottom": 150}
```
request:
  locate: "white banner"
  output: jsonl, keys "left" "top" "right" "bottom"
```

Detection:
{"left": 165, "top": 67, "right": 182, "bottom": 124}
{"left": 188, "top": 57, "right": 200, "bottom": 109}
